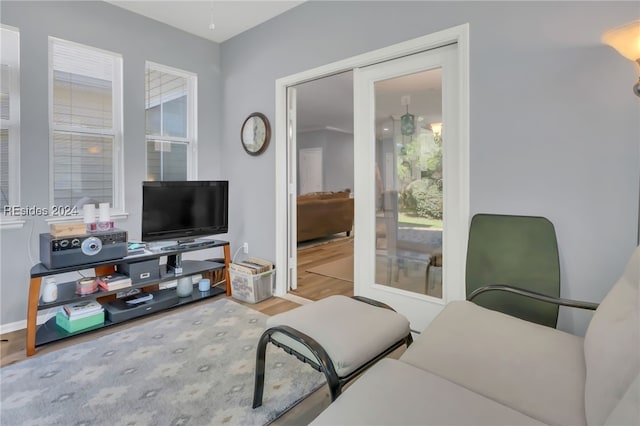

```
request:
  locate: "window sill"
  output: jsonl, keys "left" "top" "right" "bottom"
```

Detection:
{"left": 0, "top": 218, "right": 26, "bottom": 230}
{"left": 44, "top": 212, "right": 129, "bottom": 224}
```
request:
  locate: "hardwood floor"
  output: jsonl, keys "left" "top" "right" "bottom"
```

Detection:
{"left": 292, "top": 235, "right": 354, "bottom": 301}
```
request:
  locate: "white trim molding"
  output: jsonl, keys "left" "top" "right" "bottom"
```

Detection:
{"left": 275, "top": 24, "right": 471, "bottom": 299}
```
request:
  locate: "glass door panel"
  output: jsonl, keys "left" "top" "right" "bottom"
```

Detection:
{"left": 374, "top": 68, "right": 443, "bottom": 298}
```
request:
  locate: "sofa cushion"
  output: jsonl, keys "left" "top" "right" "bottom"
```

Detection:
{"left": 604, "top": 372, "right": 639, "bottom": 426}
{"left": 584, "top": 246, "right": 640, "bottom": 426}
{"left": 310, "top": 358, "right": 545, "bottom": 426}
{"left": 400, "top": 300, "right": 586, "bottom": 426}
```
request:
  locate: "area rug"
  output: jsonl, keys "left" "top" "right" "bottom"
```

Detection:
{"left": 306, "top": 256, "right": 354, "bottom": 282}
{"left": 0, "top": 298, "right": 325, "bottom": 426}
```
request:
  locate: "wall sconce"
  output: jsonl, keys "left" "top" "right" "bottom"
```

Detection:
{"left": 430, "top": 122, "right": 442, "bottom": 143}
{"left": 602, "top": 20, "right": 640, "bottom": 97}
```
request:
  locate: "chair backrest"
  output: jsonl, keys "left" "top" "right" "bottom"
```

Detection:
{"left": 583, "top": 246, "right": 639, "bottom": 426}
{"left": 466, "top": 214, "right": 560, "bottom": 327}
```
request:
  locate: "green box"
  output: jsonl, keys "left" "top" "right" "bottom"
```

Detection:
{"left": 56, "top": 311, "right": 104, "bottom": 333}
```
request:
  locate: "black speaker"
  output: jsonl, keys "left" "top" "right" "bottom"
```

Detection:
{"left": 39, "top": 229, "right": 127, "bottom": 269}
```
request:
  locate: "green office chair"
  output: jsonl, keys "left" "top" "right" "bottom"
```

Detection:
{"left": 466, "top": 214, "right": 563, "bottom": 328}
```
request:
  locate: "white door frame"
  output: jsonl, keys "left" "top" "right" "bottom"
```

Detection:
{"left": 355, "top": 44, "right": 464, "bottom": 331}
{"left": 274, "top": 24, "right": 470, "bottom": 298}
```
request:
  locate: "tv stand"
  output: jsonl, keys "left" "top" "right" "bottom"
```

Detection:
{"left": 26, "top": 240, "right": 231, "bottom": 356}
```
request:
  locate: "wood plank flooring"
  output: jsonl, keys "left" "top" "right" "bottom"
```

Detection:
{"left": 292, "top": 235, "right": 354, "bottom": 300}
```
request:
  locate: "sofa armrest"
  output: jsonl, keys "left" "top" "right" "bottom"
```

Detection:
{"left": 468, "top": 285, "right": 599, "bottom": 310}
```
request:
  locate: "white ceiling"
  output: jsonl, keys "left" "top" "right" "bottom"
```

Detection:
{"left": 106, "top": 0, "right": 442, "bottom": 135}
{"left": 106, "top": 0, "right": 304, "bottom": 43}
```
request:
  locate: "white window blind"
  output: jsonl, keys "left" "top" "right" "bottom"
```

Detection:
{"left": 50, "top": 38, "right": 122, "bottom": 211}
{"left": 145, "top": 62, "right": 196, "bottom": 181}
{"left": 1, "top": 26, "right": 20, "bottom": 211}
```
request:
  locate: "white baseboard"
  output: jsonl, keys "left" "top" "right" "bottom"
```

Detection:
{"left": 281, "top": 292, "right": 313, "bottom": 305}
{"left": 1, "top": 310, "right": 57, "bottom": 334}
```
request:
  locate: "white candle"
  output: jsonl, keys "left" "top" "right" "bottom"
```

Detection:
{"left": 99, "top": 202, "right": 110, "bottom": 222}
{"left": 83, "top": 204, "right": 96, "bottom": 224}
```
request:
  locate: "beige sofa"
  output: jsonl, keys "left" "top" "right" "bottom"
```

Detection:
{"left": 311, "top": 246, "right": 640, "bottom": 425}
{"left": 297, "top": 190, "right": 354, "bottom": 242}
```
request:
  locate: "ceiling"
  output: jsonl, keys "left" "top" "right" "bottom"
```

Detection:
{"left": 106, "top": 1, "right": 442, "bottom": 135}
{"left": 106, "top": 0, "right": 304, "bottom": 43}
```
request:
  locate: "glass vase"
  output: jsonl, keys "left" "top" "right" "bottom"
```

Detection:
{"left": 176, "top": 277, "right": 193, "bottom": 297}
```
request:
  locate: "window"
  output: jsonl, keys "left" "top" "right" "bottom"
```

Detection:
{"left": 145, "top": 62, "right": 197, "bottom": 181}
{"left": 50, "top": 37, "right": 123, "bottom": 211}
{"left": 1, "top": 26, "right": 20, "bottom": 212}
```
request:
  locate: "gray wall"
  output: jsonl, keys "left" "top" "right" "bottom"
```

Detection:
{"left": 0, "top": 1, "right": 223, "bottom": 326}
{"left": 1, "top": 1, "right": 638, "bottom": 335}
{"left": 221, "top": 1, "right": 640, "bottom": 335}
{"left": 297, "top": 129, "right": 354, "bottom": 194}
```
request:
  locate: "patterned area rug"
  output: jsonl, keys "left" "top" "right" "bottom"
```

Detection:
{"left": 0, "top": 298, "right": 324, "bottom": 426}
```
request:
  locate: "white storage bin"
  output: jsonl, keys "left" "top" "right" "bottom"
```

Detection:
{"left": 230, "top": 269, "right": 275, "bottom": 304}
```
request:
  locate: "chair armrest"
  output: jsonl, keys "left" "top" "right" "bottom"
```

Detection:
{"left": 467, "top": 284, "right": 599, "bottom": 310}
{"left": 351, "top": 295, "right": 396, "bottom": 311}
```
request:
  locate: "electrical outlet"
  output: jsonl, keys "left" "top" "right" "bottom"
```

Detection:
{"left": 243, "top": 242, "right": 249, "bottom": 254}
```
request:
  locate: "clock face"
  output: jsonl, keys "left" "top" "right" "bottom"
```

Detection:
{"left": 241, "top": 113, "right": 270, "bottom": 156}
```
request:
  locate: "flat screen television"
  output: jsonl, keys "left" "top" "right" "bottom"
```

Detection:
{"left": 142, "top": 180, "right": 228, "bottom": 243}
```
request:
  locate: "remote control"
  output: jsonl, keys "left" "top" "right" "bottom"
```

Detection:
{"left": 125, "top": 294, "right": 154, "bottom": 305}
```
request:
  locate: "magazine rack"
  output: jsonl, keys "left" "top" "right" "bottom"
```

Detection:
{"left": 26, "top": 240, "right": 231, "bottom": 356}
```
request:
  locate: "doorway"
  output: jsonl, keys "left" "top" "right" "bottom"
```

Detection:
{"left": 275, "top": 25, "right": 469, "bottom": 332}
{"left": 290, "top": 71, "right": 355, "bottom": 301}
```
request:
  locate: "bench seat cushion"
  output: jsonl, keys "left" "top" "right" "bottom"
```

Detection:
{"left": 266, "top": 295, "right": 410, "bottom": 377}
{"left": 400, "top": 300, "right": 586, "bottom": 426}
{"left": 310, "top": 358, "right": 545, "bottom": 426}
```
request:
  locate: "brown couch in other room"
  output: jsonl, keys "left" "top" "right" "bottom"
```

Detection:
{"left": 297, "top": 190, "right": 354, "bottom": 242}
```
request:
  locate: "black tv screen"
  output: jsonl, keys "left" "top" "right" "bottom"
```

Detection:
{"left": 142, "top": 181, "right": 228, "bottom": 242}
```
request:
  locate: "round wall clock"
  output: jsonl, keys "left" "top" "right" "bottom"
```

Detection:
{"left": 241, "top": 112, "right": 271, "bottom": 156}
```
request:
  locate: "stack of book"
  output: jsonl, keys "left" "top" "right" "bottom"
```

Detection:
{"left": 97, "top": 273, "right": 132, "bottom": 291}
{"left": 56, "top": 300, "right": 105, "bottom": 333}
{"left": 229, "top": 257, "right": 273, "bottom": 275}
{"left": 127, "top": 241, "right": 147, "bottom": 255}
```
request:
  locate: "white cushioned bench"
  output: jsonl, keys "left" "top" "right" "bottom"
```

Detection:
{"left": 252, "top": 295, "right": 412, "bottom": 408}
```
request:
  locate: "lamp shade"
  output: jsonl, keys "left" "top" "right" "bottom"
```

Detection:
{"left": 602, "top": 20, "right": 640, "bottom": 62}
